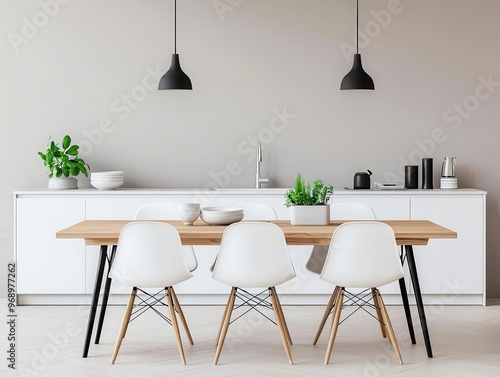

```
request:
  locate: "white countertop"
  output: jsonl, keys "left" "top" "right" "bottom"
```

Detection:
{"left": 13, "top": 188, "right": 487, "bottom": 196}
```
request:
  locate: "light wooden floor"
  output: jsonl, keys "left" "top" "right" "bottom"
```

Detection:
{"left": 4, "top": 300, "right": 500, "bottom": 377}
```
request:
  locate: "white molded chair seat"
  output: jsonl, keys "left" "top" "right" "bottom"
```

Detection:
{"left": 315, "top": 221, "right": 404, "bottom": 365}
{"left": 306, "top": 202, "right": 376, "bottom": 274}
{"left": 212, "top": 222, "right": 296, "bottom": 365}
{"left": 109, "top": 222, "right": 193, "bottom": 365}
{"left": 135, "top": 203, "right": 198, "bottom": 272}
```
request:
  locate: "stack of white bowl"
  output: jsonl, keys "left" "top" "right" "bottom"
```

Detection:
{"left": 200, "top": 206, "right": 244, "bottom": 225}
{"left": 90, "top": 171, "right": 124, "bottom": 190}
{"left": 440, "top": 177, "right": 458, "bottom": 189}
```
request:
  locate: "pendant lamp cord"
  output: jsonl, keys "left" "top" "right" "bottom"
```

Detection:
{"left": 356, "top": 0, "right": 359, "bottom": 54}
{"left": 174, "top": 0, "right": 177, "bottom": 53}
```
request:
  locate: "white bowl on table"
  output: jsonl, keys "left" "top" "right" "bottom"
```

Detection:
{"left": 200, "top": 206, "right": 244, "bottom": 225}
{"left": 179, "top": 203, "right": 201, "bottom": 225}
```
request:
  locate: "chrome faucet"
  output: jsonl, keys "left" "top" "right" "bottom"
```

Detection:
{"left": 256, "top": 143, "right": 269, "bottom": 188}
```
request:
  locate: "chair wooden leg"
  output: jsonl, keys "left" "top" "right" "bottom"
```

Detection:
{"left": 111, "top": 287, "right": 136, "bottom": 364}
{"left": 214, "top": 287, "right": 237, "bottom": 365}
{"left": 170, "top": 287, "right": 194, "bottom": 346}
{"left": 376, "top": 289, "right": 404, "bottom": 365}
{"left": 166, "top": 287, "right": 186, "bottom": 365}
{"left": 269, "top": 288, "right": 293, "bottom": 365}
{"left": 325, "top": 288, "right": 344, "bottom": 365}
{"left": 372, "top": 288, "right": 387, "bottom": 339}
{"left": 314, "top": 286, "right": 339, "bottom": 345}
{"left": 270, "top": 287, "right": 293, "bottom": 345}
{"left": 215, "top": 288, "right": 234, "bottom": 346}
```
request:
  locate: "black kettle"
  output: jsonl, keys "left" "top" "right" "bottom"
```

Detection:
{"left": 353, "top": 170, "right": 372, "bottom": 189}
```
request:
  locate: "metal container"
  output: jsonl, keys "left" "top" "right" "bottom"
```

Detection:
{"left": 441, "top": 157, "right": 457, "bottom": 177}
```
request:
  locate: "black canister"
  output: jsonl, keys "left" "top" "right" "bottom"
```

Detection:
{"left": 353, "top": 170, "right": 372, "bottom": 189}
{"left": 422, "top": 158, "right": 433, "bottom": 189}
{"left": 405, "top": 165, "right": 418, "bottom": 189}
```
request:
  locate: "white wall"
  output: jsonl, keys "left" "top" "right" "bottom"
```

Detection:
{"left": 1, "top": 0, "right": 499, "bottom": 297}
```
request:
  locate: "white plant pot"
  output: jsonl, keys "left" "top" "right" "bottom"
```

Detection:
{"left": 290, "top": 205, "right": 330, "bottom": 225}
{"left": 48, "top": 177, "right": 78, "bottom": 189}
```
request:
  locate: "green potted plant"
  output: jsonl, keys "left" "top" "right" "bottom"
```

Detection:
{"left": 38, "top": 135, "right": 90, "bottom": 189}
{"left": 285, "top": 173, "right": 334, "bottom": 225}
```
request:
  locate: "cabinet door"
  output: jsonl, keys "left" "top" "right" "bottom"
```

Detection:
{"left": 410, "top": 196, "right": 484, "bottom": 300}
{"left": 17, "top": 197, "right": 86, "bottom": 294}
{"left": 331, "top": 196, "right": 410, "bottom": 220}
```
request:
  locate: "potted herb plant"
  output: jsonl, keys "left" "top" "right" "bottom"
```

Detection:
{"left": 285, "top": 173, "right": 334, "bottom": 225}
{"left": 38, "top": 135, "right": 90, "bottom": 189}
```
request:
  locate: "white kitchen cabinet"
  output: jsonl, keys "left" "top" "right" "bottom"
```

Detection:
{"left": 16, "top": 197, "right": 86, "bottom": 295}
{"left": 14, "top": 188, "right": 486, "bottom": 305}
{"left": 330, "top": 195, "right": 410, "bottom": 220}
{"left": 410, "top": 196, "right": 485, "bottom": 304}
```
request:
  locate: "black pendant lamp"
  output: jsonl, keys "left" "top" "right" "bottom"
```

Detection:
{"left": 159, "top": 0, "right": 192, "bottom": 90}
{"left": 341, "top": 0, "right": 375, "bottom": 90}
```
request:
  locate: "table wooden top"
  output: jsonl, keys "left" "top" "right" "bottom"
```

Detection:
{"left": 56, "top": 219, "right": 457, "bottom": 246}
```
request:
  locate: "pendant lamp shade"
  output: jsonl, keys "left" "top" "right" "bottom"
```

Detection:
{"left": 159, "top": 54, "right": 192, "bottom": 90}
{"left": 159, "top": 0, "right": 192, "bottom": 90}
{"left": 340, "top": 54, "right": 374, "bottom": 90}
{"left": 341, "top": 0, "right": 374, "bottom": 90}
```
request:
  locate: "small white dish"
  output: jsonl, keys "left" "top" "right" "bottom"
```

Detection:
{"left": 91, "top": 171, "right": 124, "bottom": 176}
{"left": 90, "top": 180, "right": 124, "bottom": 190}
{"left": 440, "top": 177, "right": 458, "bottom": 189}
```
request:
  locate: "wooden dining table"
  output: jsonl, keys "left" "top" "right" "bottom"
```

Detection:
{"left": 56, "top": 219, "right": 457, "bottom": 359}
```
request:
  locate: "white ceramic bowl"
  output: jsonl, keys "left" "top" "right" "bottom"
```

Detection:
{"left": 179, "top": 203, "right": 201, "bottom": 211}
{"left": 90, "top": 180, "right": 124, "bottom": 190}
{"left": 90, "top": 177, "right": 124, "bottom": 182}
{"left": 91, "top": 171, "right": 124, "bottom": 176}
{"left": 200, "top": 206, "right": 244, "bottom": 225}
{"left": 179, "top": 209, "right": 200, "bottom": 225}
{"left": 202, "top": 206, "right": 243, "bottom": 214}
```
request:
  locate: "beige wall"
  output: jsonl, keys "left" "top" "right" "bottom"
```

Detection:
{"left": 1, "top": 0, "right": 499, "bottom": 297}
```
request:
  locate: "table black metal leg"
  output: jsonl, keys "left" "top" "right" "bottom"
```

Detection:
{"left": 82, "top": 245, "right": 107, "bottom": 358}
{"left": 405, "top": 245, "right": 433, "bottom": 358}
{"left": 94, "top": 245, "right": 117, "bottom": 344}
{"left": 398, "top": 277, "right": 416, "bottom": 344}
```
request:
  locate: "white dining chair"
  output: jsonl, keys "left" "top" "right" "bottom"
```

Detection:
{"left": 315, "top": 221, "right": 404, "bottom": 365}
{"left": 212, "top": 222, "right": 296, "bottom": 365}
{"left": 135, "top": 203, "right": 198, "bottom": 272}
{"left": 305, "top": 202, "right": 376, "bottom": 274}
{"left": 109, "top": 222, "right": 193, "bottom": 365}
{"left": 209, "top": 203, "right": 278, "bottom": 272}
